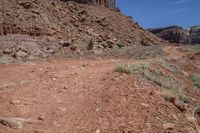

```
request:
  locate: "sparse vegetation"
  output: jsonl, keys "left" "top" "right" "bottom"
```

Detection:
{"left": 194, "top": 102, "right": 200, "bottom": 116}
{"left": 155, "top": 59, "right": 181, "bottom": 73}
{"left": 115, "top": 64, "right": 132, "bottom": 74}
{"left": 161, "top": 89, "right": 183, "bottom": 101}
{"left": 181, "top": 45, "right": 200, "bottom": 53}
{"left": 116, "top": 62, "right": 181, "bottom": 90}
{"left": 115, "top": 63, "right": 150, "bottom": 75}
{"left": 191, "top": 73, "right": 200, "bottom": 88}
{"left": 115, "top": 62, "right": 184, "bottom": 99}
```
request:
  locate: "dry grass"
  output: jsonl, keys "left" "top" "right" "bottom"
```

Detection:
{"left": 191, "top": 73, "right": 200, "bottom": 89}
{"left": 115, "top": 62, "right": 184, "bottom": 100}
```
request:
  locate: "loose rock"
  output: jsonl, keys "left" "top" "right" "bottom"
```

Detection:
{"left": 0, "top": 84, "right": 8, "bottom": 90}
{"left": 10, "top": 100, "right": 21, "bottom": 105}
{"left": 15, "top": 51, "right": 27, "bottom": 58}
{"left": 0, "top": 117, "right": 32, "bottom": 129}
{"left": 96, "top": 129, "right": 100, "bottom": 133}
{"left": 3, "top": 48, "right": 13, "bottom": 54}
{"left": 170, "top": 98, "right": 187, "bottom": 112}
{"left": 59, "top": 40, "right": 72, "bottom": 47}
{"left": 162, "top": 123, "right": 175, "bottom": 130}
{"left": 70, "top": 44, "right": 79, "bottom": 51}
{"left": 140, "top": 103, "right": 150, "bottom": 108}
{"left": 87, "top": 39, "right": 94, "bottom": 50}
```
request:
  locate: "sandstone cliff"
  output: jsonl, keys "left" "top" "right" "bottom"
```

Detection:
{"left": 148, "top": 26, "right": 200, "bottom": 44}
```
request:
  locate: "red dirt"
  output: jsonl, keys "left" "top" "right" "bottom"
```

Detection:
{"left": 0, "top": 59, "right": 195, "bottom": 133}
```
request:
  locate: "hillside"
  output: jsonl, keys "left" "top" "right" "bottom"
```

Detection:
{"left": 0, "top": 0, "right": 166, "bottom": 60}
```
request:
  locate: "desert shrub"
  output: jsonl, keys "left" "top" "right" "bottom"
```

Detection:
{"left": 161, "top": 88, "right": 183, "bottom": 101}
{"left": 115, "top": 64, "right": 132, "bottom": 74}
{"left": 115, "top": 7, "right": 121, "bottom": 12}
{"left": 191, "top": 73, "right": 200, "bottom": 88}
{"left": 115, "top": 63, "right": 150, "bottom": 74}
{"left": 116, "top": 63, "right": 180, "bottom": 90}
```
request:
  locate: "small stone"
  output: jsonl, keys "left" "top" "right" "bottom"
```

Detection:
{"left": 87, "top": 39, "right": 94, "bottom": 50}
{"left": 171, "top": 98, "right": 187, "bottom": 112}
{"left": 38, "top": 115, "right": 45, "bottom": 121}
{"left": 171, "top": 114, "right": 179, "bottom": 121}
{"left": 63, "top": 86, "right": 67, "bottom": 90}
{"left": 140, "top": 103, "right": 149, "bottom": 108}
{"left": 125, "top": 38, "right": 132, "bottom": 43}
{"left": 59, "top": 40, "right": 71, "bottom": 47}
{"left": 163, "top": 123, "right": 175, "bottom": 130}
{"left": 15, "top": 51, "right": 27, "bottom": 58}
{"left": 96, "top": 129, "right": 100, "bottom": 133}
{"left": 0, "top": 117, "right": 32, "bottom": 129}
{"left": 57, "top": 107, "right": 66, "bottom": 112}
{"left": 0, "top": 84, "right": 8, "bottom": 90}
{"left": 19, "top": 1, "right": 32, "bottom": 9}
{"left": 10, "top": 100, "right": 21, "bottom": 105}
{"left": 3, "top": 48, "right": 13, "bottom": 54}
{"left": 70, "top": 44, "right": 79, "bottom": 51}
{"left": 105, "top": 40, "right": 115, "bottom": 48}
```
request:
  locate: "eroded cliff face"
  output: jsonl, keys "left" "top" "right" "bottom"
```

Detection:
{"left": 148, "top": 26, "right": 200, "bottom": 44}
{"left": 64, "top": 0, "right": 115, "bottom": 9}
{"left": 190, "top": 26, "right": 200, "bottom": 44}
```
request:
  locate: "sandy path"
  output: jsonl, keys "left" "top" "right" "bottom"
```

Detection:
{"left": 0, "top": 59, "right": 192, "bottom": 133}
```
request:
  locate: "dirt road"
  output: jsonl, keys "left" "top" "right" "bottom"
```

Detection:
{"left": 0, "top": 59, "right": 194, "bottom": 133}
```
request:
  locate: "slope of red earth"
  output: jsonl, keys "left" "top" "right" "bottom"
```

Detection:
{"left": 0, "top": 0, "right": 169, "bottom": 61}
{"left": 0, "top": 0, "right": 164, "bottom": 45}
{"left": 0, "top": 58, "right": 198, "bottom": 133}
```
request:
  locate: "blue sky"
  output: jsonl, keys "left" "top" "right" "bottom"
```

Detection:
{"left": 116, "top": 0, "right": 200, "bottom": 28}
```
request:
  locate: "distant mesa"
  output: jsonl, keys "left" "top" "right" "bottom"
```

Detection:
{"left": 148, "top": 25, "right": 200, "bottom": 44}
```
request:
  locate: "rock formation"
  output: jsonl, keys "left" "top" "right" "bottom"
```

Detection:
{"left": 148, "top": 26, "right": 200, "bottom": 44}
{"left": 65, "top": 0, "right": 116, "bottom": 9}
{"left": 190, "top": 26, "right": 200, "bottom": 44}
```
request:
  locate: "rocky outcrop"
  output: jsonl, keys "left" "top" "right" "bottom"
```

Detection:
{"left": 65, "top": 0, "right": 115, "bottom": 9}
{"left": 148, "top": 26, "right": 191, "bottom": 44}
{"left": 148, "top": 26, "right": 200, "bottom": 44}
{"left": 190, "top": 26, "right": 200, "bottom": 44}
